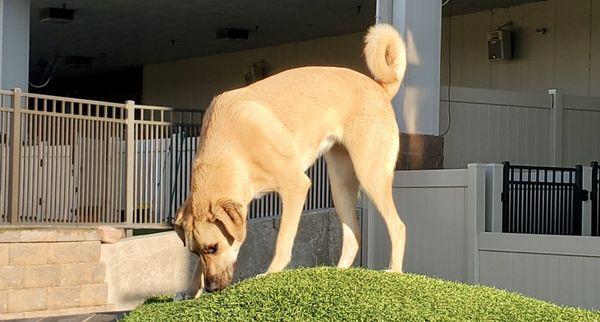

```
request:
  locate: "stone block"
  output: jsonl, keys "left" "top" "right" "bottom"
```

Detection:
{"left": 0, "top": 290, "right": 7, "bottom": 314}
{"left": 9, "top": 243, "right": 48, "bottom": 265}
{"left": 24, "top": 264, "right": 61, "bottom": 288}
{"left": 0, "top": 230, "right": 20, "bottom": 243}
{"left": 48, "top": 242, "right": 80, "bottom": 264}
{"left": 0, "top": 244, "right": 8, "bottom": 265}
{"left": 80, "top": 283, "right": 108, "bottom": 307}
{"left": 48, "top": 241, "right": 101, "bottom": 264}
{"left": 79, "top": 241, "right": 101, "bottom": 262}
{"left": 19, "top": 230, "right": 58, "bottom": 242}
{"left": 61, "top": 262, "right": 105, "bottom": 286}
{"left": 7, "top": 288, "right": 46, "bottom": 313}
{"left": 0, "top": 266, "right": 24, "bottom": 290}
{"left": 47, "top": 286, "right": 80, "bottom": 310}
{"left": 97, "top": 226, "right": 125, "bottom": 244}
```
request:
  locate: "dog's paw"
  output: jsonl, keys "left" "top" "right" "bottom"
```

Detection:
{"left": 173, "top": 292, "right": 194, "bottom": 301}
{"left": 256, "top": 272, "right": 269, "bottom": 278}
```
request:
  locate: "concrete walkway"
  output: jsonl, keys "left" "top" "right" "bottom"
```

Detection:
{"left": 7, "top": 311, "right": 129, "bottom": 322}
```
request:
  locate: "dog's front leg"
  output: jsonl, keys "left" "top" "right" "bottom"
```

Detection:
{"left": 266, "top": 175, "right": 311, "bottom": 273}
{"left": 174, "top": 258, "right": 204, "bottom": 301}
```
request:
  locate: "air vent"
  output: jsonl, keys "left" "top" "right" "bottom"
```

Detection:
{"left": 39, "top": 7, "right": 75, "bottom": 24}
{"left": 216, "top": 28, "right": 249, "bottom": 40}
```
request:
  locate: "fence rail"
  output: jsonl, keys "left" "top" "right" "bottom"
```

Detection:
{"left": 0, "top": 89, "right": 333, "bottom": 227}
{"left": 501, "top": 161, "right": 585, "bottom": 235}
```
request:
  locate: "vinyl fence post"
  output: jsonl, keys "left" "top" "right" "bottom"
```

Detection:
{"left": 124, "top": 100, "right": 135, "bottom": 225}
{"left": 548, "top": 88, "right": 563, "bottom": 166}
{"left": 7, "top": 88, "right": 22, "bottom": 225}
{"left": 467, "top": 163, "right": 486, "bottom": 284}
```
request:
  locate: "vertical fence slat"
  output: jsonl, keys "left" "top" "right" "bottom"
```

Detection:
{"left": 8, "top": 89, "right": 22, "bottom": 224}
{"left": 125, "top": 100, "right": 136, "bottom": 225}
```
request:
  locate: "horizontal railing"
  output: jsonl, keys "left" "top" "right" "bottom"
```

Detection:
{"left": 0, "top": 88, "right": 333, "bottom": 228}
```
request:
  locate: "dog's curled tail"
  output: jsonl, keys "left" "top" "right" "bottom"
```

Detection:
{"left": 363, "top": 23, "right": 406, "bottom": 99}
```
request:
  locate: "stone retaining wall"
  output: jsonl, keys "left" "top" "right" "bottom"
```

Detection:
{"left": 0, "top": 229, "right": 110, "bottom": 319}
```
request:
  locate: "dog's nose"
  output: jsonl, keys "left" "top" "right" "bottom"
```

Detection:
{"left": 205, "top": 279, "right": 219, "bottom": 293}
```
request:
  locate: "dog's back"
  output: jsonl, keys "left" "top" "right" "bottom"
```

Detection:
{"left": 199, "top": 25, "right": 407, "bottom": 168}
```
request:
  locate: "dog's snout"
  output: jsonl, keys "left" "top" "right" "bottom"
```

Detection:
{"left": 205, "top": 277, "right": 224, "bottom": 293}
{"left": 205, "top": 281, "right": 218, "bottom": 293}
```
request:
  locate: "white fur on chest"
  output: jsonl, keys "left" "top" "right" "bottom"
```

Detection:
{"left": 317, "top": 136, "right": 336, "bottom": 156}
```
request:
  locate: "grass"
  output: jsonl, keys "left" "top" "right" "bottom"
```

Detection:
{"left": 122, "top": 267, "right": 600, "bottom": 322}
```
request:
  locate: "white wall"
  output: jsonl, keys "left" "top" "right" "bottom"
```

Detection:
{"left": 441, "top": 86, "right": 600, "bottom": 169}
{"left": 441, "top": 0, "right": 600, "bottom": 96}
{"left": 0, "top": 0, "right": 30, "bottom": 90}
{"left": 366, "top": 165, "right": 600, "bottom": 310}
{"left": 143, "top": 33, "right": 367, "bottom": 109}
{"left": 365, "top": 167, "right": 476, "bottom": 283}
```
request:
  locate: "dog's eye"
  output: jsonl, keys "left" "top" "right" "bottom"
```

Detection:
{"left": 204, "top": 245, "right": 218, "bottom": 254}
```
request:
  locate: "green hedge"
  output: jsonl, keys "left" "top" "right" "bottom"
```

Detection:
{"left": 123, "top": 267, "right": 600, "bottom": 321}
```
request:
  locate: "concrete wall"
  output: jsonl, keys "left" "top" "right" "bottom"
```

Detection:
{"left": 142, "top": 33, "right": 366, "bottom": 109}
{"left": 102, "top": 209, "right": 360, "bottom": 311}
{"left": 441, "top": 0, "right": 600, "bottom": 96}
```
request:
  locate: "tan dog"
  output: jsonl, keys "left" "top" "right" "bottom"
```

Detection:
{"left": 173, "top": 23, "right": 407, "bottom": 299}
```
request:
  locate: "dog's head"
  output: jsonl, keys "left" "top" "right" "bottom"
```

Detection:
{"left": 174, "top": 197, "right": 246, "bottom": 292}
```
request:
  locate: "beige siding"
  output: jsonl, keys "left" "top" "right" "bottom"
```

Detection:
{"left": 441, "top": 0, "right": 600, "bottom": 96}
{"left": 521, "top": 1, "right": 556, "bottom": 92}
{"left": 143, "top": 33, "right": 366, "bottom": 109}
{"left": 563, "top": 109, "right": 600, "bottom": 165}
{"left": 555, "top": 0, "right": 591, "bottom": 96}
{"left": 460, "top": 11, "right": 492, "bottom": 88}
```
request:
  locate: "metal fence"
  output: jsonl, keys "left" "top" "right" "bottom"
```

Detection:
{"left": 0, "top": 89, "right": 333, "bottom": 227}
{"left": 592, "top": 162, "right": 599, "bottom": 236}
{"left": 501, "top": 161, "right": 586, "bottom": 235}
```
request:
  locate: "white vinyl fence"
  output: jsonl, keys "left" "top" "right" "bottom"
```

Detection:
{"left": 0, "top": 89, "right": 333, "bottom": 227}
{"left": 365, "top": 164, "right": 600, "bottom": 310}
{"left": 441, "top": 87, "right": 600, "bottom": 169}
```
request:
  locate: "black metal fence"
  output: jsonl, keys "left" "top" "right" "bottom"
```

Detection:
{"left": 501, "top": 162, "right": 586, "bottom": 235}
{"left": 592, "top": 162, "right": 599, "bottom": 236}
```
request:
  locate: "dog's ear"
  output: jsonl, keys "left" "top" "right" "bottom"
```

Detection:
{"left": 173, "top": 200, "right": 189, "bottom": 247}
{"left": 212, "top": 199, "right": 246, "bottom": 242}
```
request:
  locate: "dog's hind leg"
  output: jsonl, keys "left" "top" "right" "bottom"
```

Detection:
{"left": 324, "top": 145, "right": 361, "bottom": 269}
{"left": 344, "top": 108, "right": 405, "bottom": 272}
{"left": 266, "top": 172, "right": 311, "bottom": 273}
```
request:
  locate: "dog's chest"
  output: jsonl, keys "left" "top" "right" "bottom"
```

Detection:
{"left": 317, "top": 136, "right": 336, "bottom": 156}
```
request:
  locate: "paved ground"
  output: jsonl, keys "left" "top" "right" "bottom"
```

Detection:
{"left": 7, "top": 311, "right": 129, "bottom": 322}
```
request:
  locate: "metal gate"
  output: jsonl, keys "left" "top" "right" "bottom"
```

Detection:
{"left": 501, "top": 162, "right": 587, "bottom": 235}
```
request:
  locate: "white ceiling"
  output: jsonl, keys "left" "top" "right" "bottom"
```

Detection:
{"left": 30, "top": 0, "right": 375, "bottom": 76}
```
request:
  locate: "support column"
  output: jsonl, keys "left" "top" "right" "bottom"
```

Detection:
{"left": 377, "top": 0, "right": 444, "bottom": 170}
{"left": 0, "top": 0, "right": 30, "bottom": 90}
{"left": 386, "top": 0, "right": 442, "bottom": 135}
